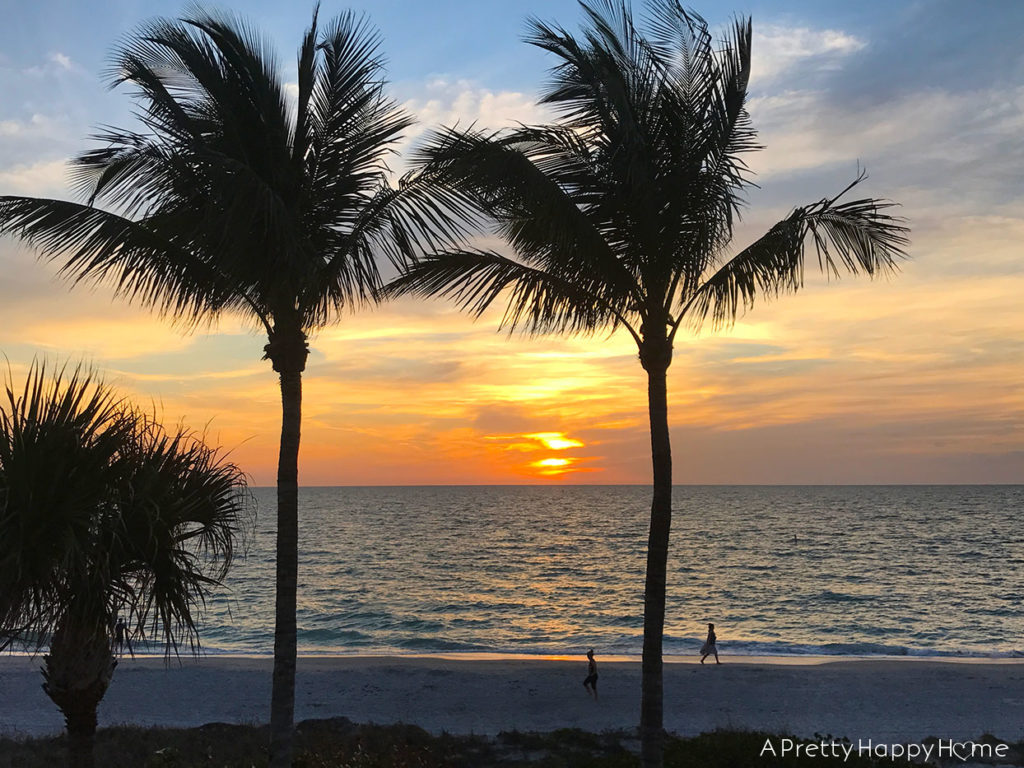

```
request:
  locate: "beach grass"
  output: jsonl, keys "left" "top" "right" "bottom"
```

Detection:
{"left": 7, "top": 720, "right": 1015, "bottom": 767}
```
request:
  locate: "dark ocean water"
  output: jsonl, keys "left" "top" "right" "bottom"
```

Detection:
{"left": 194, "top": 485, "right": 1023, "bottom": 658}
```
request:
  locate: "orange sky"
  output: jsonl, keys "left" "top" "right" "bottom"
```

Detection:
{"left": 1, "top": 5, "right": 1022, "bottom": 485}
{"left": 1, "top": 239, "right": 1020, "bottom": 485}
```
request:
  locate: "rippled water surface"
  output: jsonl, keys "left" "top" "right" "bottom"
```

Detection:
{"left": 198, "top": 485, "right": 1024, "bottom": 657}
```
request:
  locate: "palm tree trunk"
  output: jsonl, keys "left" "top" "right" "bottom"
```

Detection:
{"left": 63, "top": 701, "right": 100, "bottom": 768}
{"left": 42, "top": 617, "right": 115, "bottom": 768}
{"left": 269, "top": 361, "right": 303, "bottom": 768}
{"left": 640, "top": 355, "right": 672, "bottom": 768}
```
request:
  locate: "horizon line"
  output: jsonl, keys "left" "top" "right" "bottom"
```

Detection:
{"left": 248, "top": 482, "right": 1024, "bottom": 488}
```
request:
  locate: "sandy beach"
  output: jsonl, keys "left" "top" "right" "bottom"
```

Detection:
{"left": 2, "top": 654, "right": 1022, "bottom": 743}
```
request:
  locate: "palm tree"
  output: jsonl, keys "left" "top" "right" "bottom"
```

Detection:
{"left": 0, "top": 9, "right": 452, "bottom": 765}
{"left": 387, "top": 3, "right": 909, "bottom": 766}
{"left": 0, "top": 362, "right": 248, "bottom": 768}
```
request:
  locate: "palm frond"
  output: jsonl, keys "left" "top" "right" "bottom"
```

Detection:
{"left": 303, "top": 171, "right": 476, "bottom": 325}
{"left": 408, "top": 125, "right": 643, "bottom": 308}
{"left": 683, "top": 175, "right": 910, "bottom": 330}
{"left": 0, "top": 361, "right": 250, "bottom": 656}
{"left": 184, "top": 7, "right": 291, "bottom": 137}
{"left": 110, "top": 415, "right": 248, "bottom": 655}
{"left": 291, "top": 5, "right": 321, "bottom": 165}
{"left": 0, "top": 362, "right": 124, "bottom": 651}
{"left": 303, "top": 13, "right": 413, "bottom": 232}
{"left": 640, "top": 4, "right": 758, "bottom": 297}
{"left": 527, "top": 1, "right": 661, "bottom": 194}
{"left": 386, "top": 249, "right": 638, "bottom": 340}
{"left": 0, "top": 196, "right": 264, "bottom": 329}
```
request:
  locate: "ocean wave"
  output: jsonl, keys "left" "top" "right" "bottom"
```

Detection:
{"left": 298, "top": 628, "right": 373, "bottom": 644}
{"left": 182, "top": 639, "right": 1024, "bottom": 659}
{"left": 660, "top": 638, "right": 1024, "bottom": 658}
{"left": 7, "top": 637, "right": 1022, "bottom": 659}
{"left": 809, "top": 590, "right": 879, "bottom": 603}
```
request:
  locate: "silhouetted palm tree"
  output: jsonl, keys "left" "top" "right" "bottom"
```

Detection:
{"left": 387, "top": 3, "right": 909, "bottom": 765}
{"left": 0, "top": 362, "right": 247, "bottom": 768}
{"left": 0, "top": 10, "right": 451, "bottom": 766}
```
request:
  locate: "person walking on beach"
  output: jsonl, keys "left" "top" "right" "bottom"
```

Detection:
{"left": 583, "top": 648, "right": 598, "bottom": 700}
{"left": 114, "top": 616, "right": 133, "bottom": 657}
{"left": 700, "top": 623, "right": 720, "bottom": 665}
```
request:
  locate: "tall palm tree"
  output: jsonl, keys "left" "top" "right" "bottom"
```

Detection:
{"left": 0, "top": 362, "right": 248, "bottom": 768}
{"left": 387, "top": 2, "right": 909, "bottom": 765}
{"left": 0, "top": 9, "right": 452, "bottom": 766}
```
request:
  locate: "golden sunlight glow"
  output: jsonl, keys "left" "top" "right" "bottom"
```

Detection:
{"left": 534, "top": 458, "right": 571, "bottom": 468}
{"left": 530, "top": 456, "right": 581, "bottom": 477}
{"left": 526, "top": 432, "right": 585, "bottom": 450}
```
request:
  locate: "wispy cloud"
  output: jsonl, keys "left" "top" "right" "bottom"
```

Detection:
{"left": 396, "top": 78, "right": 552, "bottom": 165}
{"left": 752, "top": 24, "right": 866, "bottom": 84}
{"left": 48, "top": 52, "right": 73, "bottom": 71}
{"left": 0, "top": 158, "right": 69, "bottom": 196}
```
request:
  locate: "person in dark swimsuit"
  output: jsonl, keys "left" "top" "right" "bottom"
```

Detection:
{"left": 700, "top": 623, "right": 720, "bottom": 665}
{"left": 583, "top": 648, "right": 598, "bottom": 699}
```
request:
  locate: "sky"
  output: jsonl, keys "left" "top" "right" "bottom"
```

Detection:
{"left": 0, "top": 0, "right": 1021, "bottom": 485}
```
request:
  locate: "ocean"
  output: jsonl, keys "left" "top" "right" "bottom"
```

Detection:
{"left": 196, "top": 485, "right": 1023, "bottom": 658}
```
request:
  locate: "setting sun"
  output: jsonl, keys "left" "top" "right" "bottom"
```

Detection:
{"left": 531, "top": 456, "right": 575, "bottom": 477}
{"left": 526, "top": 432, "right": 585, "bottom": 450}
{"left": 534, "top": 458, "right": 571, "bottom": 468}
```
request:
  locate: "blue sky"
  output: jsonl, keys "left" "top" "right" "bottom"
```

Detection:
{"left": 0, "top": 0, "right": 1022, "bottom": 484}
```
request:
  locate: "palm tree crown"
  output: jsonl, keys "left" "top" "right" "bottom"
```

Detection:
{"left": 388, "top": 3, "right": 908, "bottom": 767}
{"left": 1, "top": 8, "right": 433, "bottom": 342}
{"left": 392, "top": 2, "right": 907, "bottom": 348}
{"left": 0, "top": 363, "right": 246, "bottom": 653}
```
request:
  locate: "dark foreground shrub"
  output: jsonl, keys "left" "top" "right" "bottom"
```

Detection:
{"left": 4, "top": 723, "right": 1002, "bottom": 767}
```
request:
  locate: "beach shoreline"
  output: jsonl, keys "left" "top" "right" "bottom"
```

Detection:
{"left": 7, "top": 650, "right": 1023, "bottom": 664}
{"left": 3, "top": 654, "right": 1022, "bottom": 743}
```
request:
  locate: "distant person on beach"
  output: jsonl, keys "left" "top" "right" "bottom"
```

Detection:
{"left": 583, "top": 648, "right": 598, "bottom": 699}
{"left": 700, "top": 623, "right": 720, "bottom": 665}
{"left": 114, "top": 617, "right": 133, "bottom": 657}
